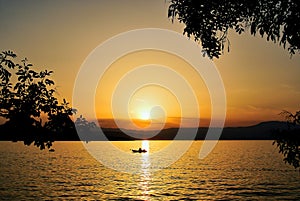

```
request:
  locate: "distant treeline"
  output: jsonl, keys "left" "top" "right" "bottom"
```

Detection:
{"left": 0, "top": 121, "right": 292, "bottom": 142}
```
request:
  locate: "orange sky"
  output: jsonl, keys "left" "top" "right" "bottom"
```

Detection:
{"left": 1, "top": 0, "right": 300, "bottom": 129}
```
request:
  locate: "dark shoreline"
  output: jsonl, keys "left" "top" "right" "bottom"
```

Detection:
{"left": 0, "top": 121, "right": 291, "bottom": 141}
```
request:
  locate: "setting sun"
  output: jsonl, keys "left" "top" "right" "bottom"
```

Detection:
{"left": 140, "top": 111, "right": 150, "bottom": 120}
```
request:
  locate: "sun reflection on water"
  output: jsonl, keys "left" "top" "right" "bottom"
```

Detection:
{"left": 141, "top": 140, "right": 149, "bottom": 154}
{"left": 139, "top": 140, "right": 152, "bottom": 200}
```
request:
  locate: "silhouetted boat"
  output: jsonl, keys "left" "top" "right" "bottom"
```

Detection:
{"left": 131, "top": 148, "right": 147, "bottom": 153}
{"left": 49, "top": 149, "right": 55, "bottom": 152}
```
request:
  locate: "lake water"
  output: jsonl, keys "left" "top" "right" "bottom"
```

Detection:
{"left": 0, "top": 140, "right": 299, "bottom": 200}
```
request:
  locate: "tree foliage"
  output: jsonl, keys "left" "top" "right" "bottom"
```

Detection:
{"left": 273, "top": 110, "right": 300, "bottom": 169}
{"left": 73, "top": 115, "right": 100, "bottom": 141}
{"left": 0, "top": 51, "right": 76, "bottom": 149}
{"left": 168, "top": 0, "right": 300, "bottom": 59}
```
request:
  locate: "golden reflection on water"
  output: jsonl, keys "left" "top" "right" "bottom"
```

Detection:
{"left": 140, "top": 140, "right": 151, "bottom": 200}
{"left": 142, "top": 140, "right": 149, "bottom": 154}
{"left": 1, "top": 141, "right": 300, "bottom": 200}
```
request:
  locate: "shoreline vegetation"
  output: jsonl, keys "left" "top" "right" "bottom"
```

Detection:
{"left": 0, "top": 121, "right": 293, "bottom": 142}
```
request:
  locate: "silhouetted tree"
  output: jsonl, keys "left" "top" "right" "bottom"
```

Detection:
{"left": 168, "top": 0, "right": 300, "bottom": 59}
{"left": 74, "top": 115, "right": 98, "bottom": 141}
{"left": 273, "top": 110, "right": 300, "bottom": 169}
{"left": 0, "top": 51, "right": 76, "bottom": 149}
{"left": 75, "top": 115, "right": 97, "bottom": 131}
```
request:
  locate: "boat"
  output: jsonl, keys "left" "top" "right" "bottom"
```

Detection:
{"left": 49, "top": 149, "right": 55, "bottom": 152}
{"left": 131, "top": 148, "right": 147, "bottom": 153}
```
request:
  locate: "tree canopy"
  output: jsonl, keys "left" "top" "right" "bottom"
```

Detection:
{"left": 168, "top": 0, "right": 300, "bottom": 59}
{"left": 0, "top": 51, "right": 76, "bottom": 149}
{"left": 273, "top": 110, "right": 300, "bottom": 169}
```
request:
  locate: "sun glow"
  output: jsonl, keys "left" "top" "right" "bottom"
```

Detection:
{"left": 140, "top": 111, "right": 150, "bottom": 120}
{"left": 131, "top": 110, "right": 151, "bottom": 128}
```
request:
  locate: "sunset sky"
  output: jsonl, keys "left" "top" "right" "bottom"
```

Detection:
{"left": 1, "top": 0, "right": 300, "bottom": 128}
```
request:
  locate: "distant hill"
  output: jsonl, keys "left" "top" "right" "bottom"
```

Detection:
{"left": 0, "top": 121, "right": 294, "bottom": 141}
{"left": 147, "top": 121, "right": 292, "bottom": 140}
{"left": 79, "top": 121, "right": 293, "bottom": 140}
{"left": 206, "top": 121, "right": 291, "bottom": 140}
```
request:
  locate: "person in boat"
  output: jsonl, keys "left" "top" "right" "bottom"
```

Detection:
{"left": 131, "top": 148, "right": 147, "bottom": 153}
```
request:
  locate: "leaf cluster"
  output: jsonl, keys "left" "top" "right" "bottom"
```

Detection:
{"left": 168, "top": 0, "right": 300, "bottom": 59}
{"left": 273, "top": 110, "right": 300, "bottom": 169}
{"left": 0, "top": 51, "right": 76, "bottom": 149}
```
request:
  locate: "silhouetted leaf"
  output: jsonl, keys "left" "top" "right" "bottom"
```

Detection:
{"left": 45, "top": 79, "right": 54, "bottom": 86}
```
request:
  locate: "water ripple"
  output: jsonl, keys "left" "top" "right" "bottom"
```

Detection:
{"left": 0, "top": 141, "right": 299, "bottom": 200}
